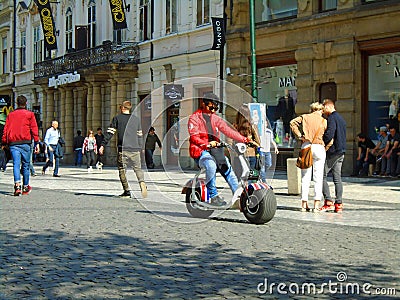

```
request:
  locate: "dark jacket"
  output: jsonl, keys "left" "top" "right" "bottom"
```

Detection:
{"left": 145, "top": 133, "right": 162, "bottom": 150}
{"left": 2, "top": 108, "right": 39, "bottom": 145}
{"left": 102, "top": 113, "right": 143, "bottom": 152}
{"left": 94, "top": 133, "right": 104, "bottom": 148}
{"left": 73, "top": 135, "right": 85, "bottom": 150}
{"left": 323, "top": 111, "right": 346, "bottom": 157}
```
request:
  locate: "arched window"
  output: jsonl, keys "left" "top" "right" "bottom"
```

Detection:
{"left": 66, "top": 8, "right": 73, "bottom": 51}
{"left": 88, "top": 0, "right": 96, "bottom": 47}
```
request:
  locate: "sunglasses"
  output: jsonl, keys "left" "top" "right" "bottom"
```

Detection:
{"left": 206, "top": 102, "right": 219, "bottom": 112}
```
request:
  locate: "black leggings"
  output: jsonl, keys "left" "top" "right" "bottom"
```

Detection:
{"left": 86, "top": 150, "right": 96, "bottom": 168}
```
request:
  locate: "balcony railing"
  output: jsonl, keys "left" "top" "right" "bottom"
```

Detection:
{"left": 34, "top": 42, "right": 139, "bottom": 79}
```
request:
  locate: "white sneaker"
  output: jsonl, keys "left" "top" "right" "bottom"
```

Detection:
{"left": 139, "top": 182, "right": 147, "bottom": 198}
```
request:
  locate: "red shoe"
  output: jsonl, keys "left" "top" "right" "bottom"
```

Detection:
{"left": 334, "top": 203, "right": 343, "bottom": 213}
{"left": 318, "top": 200, "right": 334, "bottom": 212}
{"left": 22, "top": 185, "right": 32, "bottom": 195}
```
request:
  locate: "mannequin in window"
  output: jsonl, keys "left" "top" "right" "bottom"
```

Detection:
{"left": 388, "top": 93, "right": 399, "bottom": 131}
{"left": 274, "top": 89, "right": 296, "bottom": 142}
{"left": 389, "top": 93, "right": 397, "bottom": 119}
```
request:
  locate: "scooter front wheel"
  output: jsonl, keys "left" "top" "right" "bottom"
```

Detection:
{"left": 240, "top": 189, "right": 276, "bottom": 224}
{"left": 185, "top": 189, "right": 214, "bottom": 219}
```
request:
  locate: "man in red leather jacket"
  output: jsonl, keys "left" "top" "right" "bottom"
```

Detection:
{"left": 2, "top": 95, "right": 40, "bottom": 196}
{"left": 188, "top": 93, "right": 248, "bottom": 206}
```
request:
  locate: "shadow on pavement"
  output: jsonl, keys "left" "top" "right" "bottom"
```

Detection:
{"left": 0, "top": 229, "right": 398, "bottom": 299}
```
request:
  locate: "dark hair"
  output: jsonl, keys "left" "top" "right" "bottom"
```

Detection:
{"left": 77, "top": 130, "right": 82, "bottom": 135}
{"left": 203, "top": 92, "right": 219, "bottom": 104}
{"left": 149, "top": 127, "right": 155, "bottom": 132}
{"left": 357, "top": 133, "right": 366, "bottom": 139}
{"left": 97, "top": 127, "right": 102, "bottom": 131}
{"left": 16, "top": 95, "right": 27, "bottom": 107}
{"left": 235, "top": 105, "right": 252, "bottom": 137}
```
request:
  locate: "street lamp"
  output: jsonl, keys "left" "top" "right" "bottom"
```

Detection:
{"left": 249, "top": 0, "right": 257, "bottom": 102}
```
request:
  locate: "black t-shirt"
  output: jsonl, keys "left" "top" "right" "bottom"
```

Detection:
{"left": 358, "top": 137, "right": 375, "bottom": 154}
{"left": 387, "top": 133, "right": 400, "bottom": 150}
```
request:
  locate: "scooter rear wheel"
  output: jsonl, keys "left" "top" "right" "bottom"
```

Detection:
{"left": 185, "top": 189, "right": 214, "bottom": 219}
{"left": 240, "top": 189, "right": 276, "bottom": 224}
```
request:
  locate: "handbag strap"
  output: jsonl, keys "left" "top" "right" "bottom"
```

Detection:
{"left": 311, "top": 120, "right": 325, "bottom": 144}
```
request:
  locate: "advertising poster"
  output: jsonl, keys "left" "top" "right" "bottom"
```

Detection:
{"left": 248, "top": 103, "right": 267, "bottom": 149}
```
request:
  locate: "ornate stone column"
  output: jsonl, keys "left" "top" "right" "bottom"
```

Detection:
{"left": 59, "top": 88, "right": 66, "bottom": 136}
{"left": 86, "top": 84, "right": 93, "bottom": 131}
{"left": 92, "top": 82, "right": 102, "bottom": 130}
{"left": 65, "top": 87, "right": 74, "bottom": 160}
{"left": 41, "top": 88, "right": 47, "bottom": 134}
{"left": 46, "top": 89, "right": 55, "bottom": 129}
{"left": 73, "top": 88, "right": 79, "bottom": 131}
{"left": 108, "top": 79, "right": 118, "bottom": 161}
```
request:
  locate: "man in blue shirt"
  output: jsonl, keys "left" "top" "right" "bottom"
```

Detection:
{"left": 42, "top": 120, "right": 61, "bottom": 177}
{"left": 320, "top": 99, "right": 346, "bottom": 213}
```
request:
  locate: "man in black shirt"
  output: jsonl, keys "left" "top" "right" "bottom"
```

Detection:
{"left": 320, "top": 99, "right": 346, "bottom": 213}
{"left": 351, "top": 133, "right": 376, "bottom": 177}
{"left": 94, "top": 127, "right": 105, "bottom": 168}
{"left": 99, "top": 101, "right": 147, "bottom": 198}
{"left": 73, "top": 130, "right": 85, "bottom": 167}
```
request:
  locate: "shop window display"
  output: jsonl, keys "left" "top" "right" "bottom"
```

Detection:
{"left": 258, "top": 65, "right": 297, "bottom": 148}
{"left": 368, "top": 53, "right": 400, "bottom": 139}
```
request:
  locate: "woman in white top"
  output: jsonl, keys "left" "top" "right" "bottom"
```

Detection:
{"left": 82, "top": 130, "right": 98, "bottom": 172}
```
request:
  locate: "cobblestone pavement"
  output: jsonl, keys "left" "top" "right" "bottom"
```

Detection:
{"left": 0, "top": 165, "right": 399, "bottom": 299}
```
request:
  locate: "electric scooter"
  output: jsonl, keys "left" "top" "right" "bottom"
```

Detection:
{"left": 182, "top": 142, "right": 277, "bottom": 224}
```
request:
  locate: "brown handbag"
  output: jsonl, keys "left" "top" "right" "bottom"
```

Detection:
{"left": 296, "top": 122, "right": 324, "bottom": 169}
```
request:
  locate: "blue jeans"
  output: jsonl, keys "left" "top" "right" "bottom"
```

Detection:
{"left": 43, "top": 144, "right": 59, "bottom": 175}
{"left": 323, "top": 153, "right": 344, "bottom": 204}
{"left": 195, "top": 151, "right": 238, "bottom": 198}
{"left": 29, "top": 142, "right": 36, "bottom": 175}
{"left": 354, "top": 152, "right": 374, "bottom": 176}
{"left": 74, "top": 148, "right": 83, "bottom": 166}
{"left": 10, "top": 144, "right": 31, "bottom": 186}
{"left": 260, "top": 151, "right": 272, "bottom": 183}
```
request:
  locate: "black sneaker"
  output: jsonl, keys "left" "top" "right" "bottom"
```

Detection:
{"left": 119, "top": 191, "right": 131, "bottom": 198}
{"left": 14, "top": 185, "right": 22, "bottom": 196}
{"left": 210, "top": 195, "right": 227, "bottom": 207}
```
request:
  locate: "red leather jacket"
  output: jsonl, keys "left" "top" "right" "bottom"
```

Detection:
{"left": 2, "top": 108, "right": 39, "bottom": 145}
{"left": 188, "top": 109, "right": 247, "bottom": 158}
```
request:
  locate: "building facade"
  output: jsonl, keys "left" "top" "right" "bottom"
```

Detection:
{"left": 225, "top": 0, "right": 400, "bottom": 174}
{"left": 4, "top": 0, "right": 400, "bottom": 172}
{"left": 5, "top": 0, "right": 225, "bottom": 167}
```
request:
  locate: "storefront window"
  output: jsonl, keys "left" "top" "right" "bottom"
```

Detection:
{"left": 258, "top": 64, "right": 297, "bottom": 148}
{"left": 320, "top": 0, "right": 337, "bottom": 11}
{"left": 368, "top": 53, "right": 400, "bottom": 139}
{"left": 362, "top": 0, "right": 389, "bottom": 3}
{"left": 255, "top": 0, "right": 297, "bottom": 23}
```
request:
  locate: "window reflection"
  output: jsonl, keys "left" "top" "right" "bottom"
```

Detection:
{"left": 255, "top": 0, "right": 297, "bottom": 22}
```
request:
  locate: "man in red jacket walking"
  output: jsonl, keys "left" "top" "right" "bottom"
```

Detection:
{"left": 2, "top": 95, "right": 39, "bottom": 196}
{"left": 188, "top": 93, "right": 249, "bottom": 206}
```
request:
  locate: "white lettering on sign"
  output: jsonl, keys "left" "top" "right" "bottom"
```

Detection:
{"left": 394, "top": 66, "right": 400, "bottom": 78}
{"left": 215, "top": 20, "right": 223, "bottom": 49}
{"left": 279, "top": 77, "right": 296, "bottom": 88}
{"left": 48, "top": 71, "right": 81, "bottom": 88}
